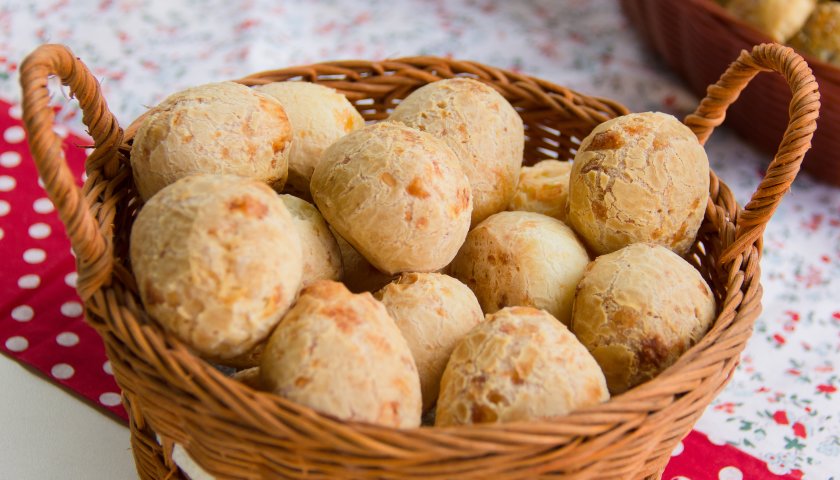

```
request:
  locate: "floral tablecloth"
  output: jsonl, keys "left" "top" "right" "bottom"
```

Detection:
{"left": 1, "top": 1, "right": 838, "bottom": 478}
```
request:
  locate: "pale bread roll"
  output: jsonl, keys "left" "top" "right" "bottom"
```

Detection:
{"left": 567, "top": 112, "right": 709, "bottom": 256}
{"left": 261, "top": 280, "right": 422, "bottom": 428}
{"left": 448, "top": 211, "right": 590, "bottom": 326}
{"left": 389, "top": 78, "right": 524, "bottom": 225}
{"left": 257, "top": 82, "right": 365, "bottom": 197}
{"left": 130, "top": 174, "right": 303, "bottom": 360}
{"left": 311, "top": 122, "right": 472, "bottom": 275}
{"left": 375, "top": 273, "right": 484, "bottom": 412}
{"left": 726, "top": 0, "right": 816, "bottom": 41}
{"left": 279, "top": 194, "right": 343, "bottom": 287}
{"left": 435, "top": 306, "right": 609, "bottom": 426}
{"left": 571, "top": 243, "right": 716, "bottom": 394}
{"left": 131, "top": 82, "right": 292, "bottom": 200}
{"left": 508, "top": 159, "right": 571, "bottom": 221}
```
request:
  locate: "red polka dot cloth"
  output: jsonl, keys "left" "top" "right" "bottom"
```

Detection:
{"left": 0, "top": 99, "right": 801, "bottom": 479}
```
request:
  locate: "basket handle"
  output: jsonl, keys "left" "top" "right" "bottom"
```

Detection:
{"left": 684, "top": 43, "right": 820, "bottom": 264}
{"left": 20, "top": 44, "right": 123, "bottom": 301}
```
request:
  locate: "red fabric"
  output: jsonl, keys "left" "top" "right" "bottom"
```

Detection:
{"left": 0, "top": 99, "right": 798, "bottom": 478}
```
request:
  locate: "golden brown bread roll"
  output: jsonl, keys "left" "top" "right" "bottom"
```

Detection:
{"left": 790, "top": 3, "right": 840, "bottom": 66}
{"left": 448, "top": 211, "right": 590, "bottom": 326}
{"left": 375, "top": 273, "right": 484, "bottom": 412}
{"left": 571, "top": 243, "right": 716, "bottom": 394}
{"left": 256, "top": 82, "right": 365, "bottom": 197}
{"left": 311, "top": 122, "right": 472, "bottom": 275}
{"left": 130, "top": 174, "right": 303, "bottom": 360}
{"left": 726, "top": 0, "right": 816, "bottom": 42}
{"left": 389, "top": 78, "right": 524, "bottom": 225}
{"left": 261, "top": 280, "right": 422, "bottom": 428}
{"left": 435, "top": 306, "right": 609, "bottom": 426}
{"left": 508, "top": 159, "right": 571, "bottom": 221}
{"left": 131, "top": 82, "right": 292, "bottom": 200}
{"left": 566, "top": 112, "right": 709, "bottom": 256}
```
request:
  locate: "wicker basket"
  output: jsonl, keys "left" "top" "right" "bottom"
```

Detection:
{"left": 20, "top": 43, "right": 818, "bottom": 479}
{"left": 620, "top": 0, "right": 838, "bottom": 186}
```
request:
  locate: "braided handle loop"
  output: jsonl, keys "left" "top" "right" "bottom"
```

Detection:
{"left": 684, "top": 43, "right": 820, "bottom": 264}
{"left": 20, "top": 44, "right": 123, "bottom": 300}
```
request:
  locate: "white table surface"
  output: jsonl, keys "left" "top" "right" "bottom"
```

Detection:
{"left": 0, "top": 355, "right": 135, "bottom": 479}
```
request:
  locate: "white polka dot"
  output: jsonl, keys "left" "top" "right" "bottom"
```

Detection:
{"left": 37, "top": 176, "right": 44, "bottom": 188}
{"left": 0, "top": 151, "right": 21, "bottom": 167}
{"left": 23, "top": 248, "right": 46, "bottom": 264}
{"left": 65, "top": 272, "right": 78, "bottom": 288}
{"left": 52, "top": 125, "right": 68, "bottom": 138}
{"left": 28, "top": 222, "right": 51, "bottom": 239}
{"left": 81, "top": 171, "right": 88, "bottom": 182}
{"left": 99, "top": 392, "right": 121, "bottom": 406}
{"left": 0, "top": 175, "right": 15, "bottom": 191}
{"left": 51, "top": 363, "right": 75, "bottom": 380}
{"left": 707, "top": 434, "right": 728, "bottom": 446}
{"left": 60, "top": 301, "right": 83, "bottom": 318}
{"left": 103, "top": 360, "right": 113, "bottom": 375}
{"left": 56, "top": 331, "right": 80, "bottom": 347}
{"left": 671, "top": 441, "right": 684, "bottom": 456}
{"left": 5, "top": 336, "right": 29, "bottom": 352}
{"left": 718, "top": 466, "right": 743, "bottom": 480}
{"left": 11, "top": 305, "right": 34, "bottom": 322}
{"left": 0, "top": 227, "right": 4, "bottom": 240}
{"left": 8, "top": 104, "right": 22, "bottom": 119}
{"left": 33, "top": 197, "right": 54, "bottom": 213}
{"left": 0, "top": 199, "right": 9, "bottom": 216}
{"left": 3, "top": 126, "right": 25, "bottom": 143}
{"left": 69, "top": 247, "right": 76, "bottom": 258}
{"left": 671, "top": 477, "right": 691, "bottom": 480}
{"left": 17, "top": 274, "right": 40, "bottom": 289}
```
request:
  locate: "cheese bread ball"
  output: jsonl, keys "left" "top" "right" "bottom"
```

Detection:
{"left": 256, "top": 82, "right": 365, "bottom": 197}
{"left": 279, "top": 195, "right": 343, "bottom": 287}
{"left": 567, "top": 112, "right": 709, "bottom": 256}
{"left": 571, "top": 243, "right": 716, "bottom": 394}
{"left": 790, "top": 4, "right": 840, "bottom": 66}
{"left": 332, "top": 230, "right": 396, "bottom": 293}
{"left": 435, "top": 307, "right": 608, "bottom": 426}
{"left": 508, "top": 160, "right": 572, "bottom": 221}
{"left": 375, "top": 273, "right": 484, "bottom": 412}
{"left": 448, "top": 211, "right": 590, "bottom": 326}
{"left": 311, "top": 122, "right": 472, "bottom": 275}
{"left": 726, "top": 0, "right": 816, "bottom": 42}
{"left": 130, "top": 174, "right": 303, "bottom": 359}
{"left": 261, "top": 280, "right": 422, "bottom": 428}
{"left": 131, "top": 82, "right": 292, "bottom": 200}
{"left": 389, "top": 78, "right": 524, "bottom": 225}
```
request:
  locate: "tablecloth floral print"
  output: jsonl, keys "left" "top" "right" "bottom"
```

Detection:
{"left": 1, "top": 0, "right": 837, "bottom": 478}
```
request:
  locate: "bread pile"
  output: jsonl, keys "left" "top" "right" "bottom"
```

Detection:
{"left": 721, "top": 0, "right": 840, "bottom": 66}
{"left": 129, "top": 78, "right": 716, "bottom": 428}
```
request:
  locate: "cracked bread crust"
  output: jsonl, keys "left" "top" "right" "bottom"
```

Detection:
{"left": 726, "top": 0, "right": 816, "bottom": 42}
{"left": 257, "top": 82, "right": 365, "bottom": 198}
{"left": 448, "top": 211, "right": 590, "bottom": 326}
{"left": 375, "top": 273, "right": 484, "bottom": 412}
{"left": 130, "top": 174, "right": 303, "bottom": 360}
{"left": 567, "top": 112, "right": 709, "bottom": 256}
{"left": 435, "top": 306, "right": 609, "bottom": 426}
{"left": 311, "top": 122, "right": 473, "bottom": 275}
{"left": 131, "top": 82, "right": 292, "bottom": 200}
{"left": 508, "top": 159, "right": 572, "bottom": 221}
{"left": 260, "top": 280, "right": 422, "bottom": 428}
{"left": 570, "top": 243, "right": 716, "bottom": 394}
{"left": 389, "top": 78, "right": 524, "bottom": 225}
